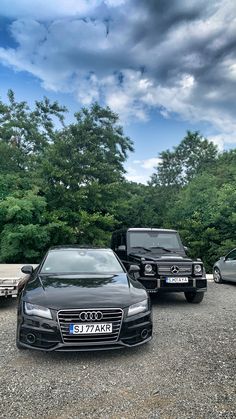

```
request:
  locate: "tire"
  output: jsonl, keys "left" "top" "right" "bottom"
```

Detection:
{"left": 184, "top": 291, "right": 204, "bottom": 304}
{"left": 213, "top": 267, "right": 223, "bottom": 283}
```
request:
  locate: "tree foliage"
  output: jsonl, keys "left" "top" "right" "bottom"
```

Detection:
{"left": 164, "top": 153, "right": 236, "bottom": 270}
{"left": 150, "top": 131, "right": 218, "bottom": 187}
{"left": 0, "top": 92, "right": 134, "bottom": 261}
{"left": 0, "top": 90, "right": 235, "bottom": 269}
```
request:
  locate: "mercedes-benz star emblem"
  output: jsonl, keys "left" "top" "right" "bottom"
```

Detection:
{"left": 170, "top": 265, "right": 179, "bottom": 274}
{"left": 79, "top": 311, "right": 103, "bottom": 321}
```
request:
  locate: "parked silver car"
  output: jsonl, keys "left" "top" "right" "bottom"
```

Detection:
{"left": 213, "top": 248, "right": 236, "bottom": 283}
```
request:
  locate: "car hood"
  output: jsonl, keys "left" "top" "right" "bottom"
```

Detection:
{"left": 130, "top": 252, "right": 192, "bottom": 262}
{"left": 23, "top": 273, "right": 146, "bottom": 310}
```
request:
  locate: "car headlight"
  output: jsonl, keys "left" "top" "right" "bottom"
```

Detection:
{"left": 193, "top": 264, "right": 203, "bottom": 275}
{"left": 127, "top": 299, "right": 148, "bottom": 317}
{"left": 24, "top": 302, "right": 52, "bottom": 319}
{"left": 144, "top": 264, "right": 154, "bottom": 275}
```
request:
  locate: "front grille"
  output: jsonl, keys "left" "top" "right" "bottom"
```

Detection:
{"left": 158, "top": 264, "right": 192, "bottom": 275}
{"left": 58, "top": 309, "right": 123, "bottom": 344}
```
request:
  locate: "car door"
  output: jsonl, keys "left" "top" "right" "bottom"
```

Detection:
{"left": 223, "top": 249, "right": 236, "bottom": 282}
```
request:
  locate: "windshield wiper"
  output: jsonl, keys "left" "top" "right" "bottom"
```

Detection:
{"left": 149, "top": 246, "right": 173, "bottom": 253}
{"left": 131, "top": 246, "right": 151, "bottom": 252}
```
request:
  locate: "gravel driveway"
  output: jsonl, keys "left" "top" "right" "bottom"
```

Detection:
{"left": 0, "top": 282, "right": 235, "bottom": 419}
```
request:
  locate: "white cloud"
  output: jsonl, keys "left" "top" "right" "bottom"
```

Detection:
{"left": 0, "top": 0, "right": 235, "bottom": 147}
{"left": 104, "top": 71, "right": 150, "bottom": 122}
{"left": 125, "top": 157, "right": 161, "bottom": 184}
{"left": 208, "top": 135, "right": 225, "bottom": 151}
{"left": 209, "top": 133, "right": 236, "bottom": 152}
{"left": 105, "top": 0, "right": 127, "bottom": 6}
{"left": 141, "top": 158, "right": 161, "bottom": 170}
{"left": 125, "top": 166, "right": 148, "bottom": 184}
{"left": 76, "top": 73, "right": 100, "bottom": 105}
{"left": 134, "top": 158, "right": 161, "bottom": 170}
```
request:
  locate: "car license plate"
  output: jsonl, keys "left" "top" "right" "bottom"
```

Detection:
{"left": 166, "top": 277, "right": 189, "bottom": 283}
{"left": 69, "top": 323, "right": 113, "bottom": 335}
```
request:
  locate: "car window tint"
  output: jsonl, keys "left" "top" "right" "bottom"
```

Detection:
{"left": 129, "top": 232, "right": 181, "bottom": 249}
{"left": 40, "top": 250, "right": 124, "bottom": 274}
{"left": 226, "top": 249, "right": 236, "bottom": 260}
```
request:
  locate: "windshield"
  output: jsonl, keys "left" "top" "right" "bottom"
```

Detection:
{"left": 129, "top": 231, "right": 182, "bottom": 251}
{"left": 40, "top": 249, "right": 124, "bottom": 274}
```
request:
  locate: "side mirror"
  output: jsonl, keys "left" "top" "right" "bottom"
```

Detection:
{"left": 117, "top": 245, "right": 126, "bottom": 252}
{"left": 184, "top": 246, "right": 189, "bottom": 252}
{"left": 128, "top": 264, "right": 140, "bottom": 274}
{"left": 21, "top": 265, "right": 34, "bottom": 275}
{"left": 220, "top": 256, "right": 226, "bottom": 261}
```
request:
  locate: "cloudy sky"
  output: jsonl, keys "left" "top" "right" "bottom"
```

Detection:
{"left": 0, "top": 0, "right": 236, "bottom": 183}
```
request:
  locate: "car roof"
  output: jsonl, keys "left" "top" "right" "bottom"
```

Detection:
{"left": 127, "top": 228, "right": 177, "bottom": 233}
{"left": 49, "top": 246, "right": 112, "bottom": 252}
{"left": 112, "top": 228, "right": 178, "bottom": 235}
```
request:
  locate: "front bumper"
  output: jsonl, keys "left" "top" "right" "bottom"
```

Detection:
{"left": 17, "top": 308, "right": 152, "bottom": 351}
{"left": 0, "top": 286, "right": 18, "bottom": 298}
{"left": 138, "top": 277, "right": 207, "bottom": 293}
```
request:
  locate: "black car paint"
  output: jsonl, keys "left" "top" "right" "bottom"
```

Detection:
{"left": 111, "top": 228, "right": 207, "bottom": 297}
{"left": 22, "top": 273, "right": 146, "bottom": 309}
{"left": 17, "top": 249, "right": 152, "bottom": 351}
{"left": 128, "top": 252, "right": 207, "bottom": 291}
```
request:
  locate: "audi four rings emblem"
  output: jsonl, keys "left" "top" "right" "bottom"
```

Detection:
{"left": 170, "top": 265, "right": 179, "bottom": 274}
{"left": 79, "top": 311, "right": 103, "bottom": 321}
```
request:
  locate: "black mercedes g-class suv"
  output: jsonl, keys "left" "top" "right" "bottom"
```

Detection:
{"left": 111, "top": 228, "right": 207, "bottom": 303}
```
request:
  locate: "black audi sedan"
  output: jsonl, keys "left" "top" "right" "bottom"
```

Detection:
{"left": 17, "top": 247, "right": 152, "bottom": 351}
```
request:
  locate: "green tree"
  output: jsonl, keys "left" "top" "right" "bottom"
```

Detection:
{"left": 148, "top": 131, "right": 219, "bottom": 237}
{"left": 2, "top": 90, "right": 234, "bottom": 269}
{"left": 0, "top": 190, "right": 77, "bottom": 262}
{"left": 38, "top": 103, "right": 134, "bottom": 244}
{"left": 0, "top": 89, "right": 67, "bottom": 181}
{"left": 112, "top": 181, "right": 161, "bottom": 228}
{"left": 0, "top": 89, "right": 66, "bottom": 154}
{"left": 165, "top": 168, "right": 236, "bottom": 270}
{"left": 150, "top": 131, "right": 218, "bottom": 187}
{"left": 0, "top": 190, "right": 48, "bottom": 262}
{"left": 0, "top": 93, "right": 135, "bottom": 260}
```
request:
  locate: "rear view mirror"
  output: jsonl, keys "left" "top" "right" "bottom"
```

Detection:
{"left": 21, "top": 265, "right": 34, "bottom": 275}
{"left": 128, "top": 264, "right": 140, "bottom": 274}
{"left": 117, "top": 245, "right": 126, "bottom": 251}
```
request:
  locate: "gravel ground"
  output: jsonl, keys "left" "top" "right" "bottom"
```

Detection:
{"left": 0, "top": 282, "right": 235, "bottom": 419}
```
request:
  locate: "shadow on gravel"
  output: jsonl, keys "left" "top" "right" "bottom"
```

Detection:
{"left": 18, "top": 341, "right": 152, "bottom": 364}
{"left": 0, "top": 297, "right": 17, "bottom": 310}
{"left": 150, "top": 292, "right": 188, "bottom": 307}
{"left": 221, "top": 281, "right": 236, "bottom": 286}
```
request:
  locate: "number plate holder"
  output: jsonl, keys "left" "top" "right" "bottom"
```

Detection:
{"left": 166, "top": 277, "right": 189, "bottom": 283}
{"left": 69, "top": 323, "right": 113, "bottom": 335}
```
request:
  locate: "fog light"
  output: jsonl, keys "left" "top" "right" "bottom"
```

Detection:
{"left": 141, "top": 329, "right": 148, "bottom": 339}
{"left": 26, "top": 333, "right": 36, "bottom": 344}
